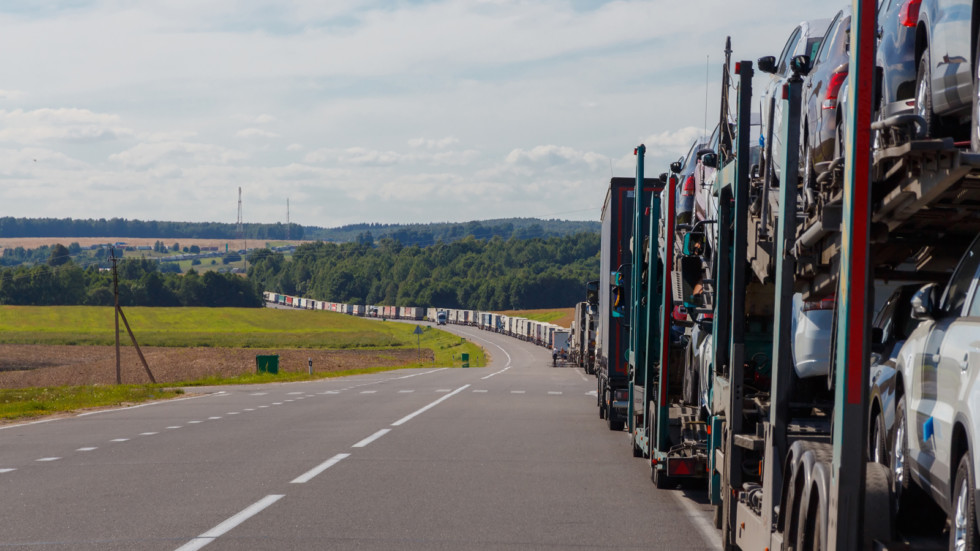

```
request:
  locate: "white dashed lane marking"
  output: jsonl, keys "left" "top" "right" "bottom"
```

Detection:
{"left": 0, "top": 468, "right": 15, "bottom": 473}
{"left": 77, "top": 447, "right": 97, "bottom": 452}
{"left": 140, "top": 432, "right": 158, "bottom": 436}
{"left": 110, "top": 438, "right": 129, "bottom": 442}
{"left": 36, "top": 457, "right": 60, "bottom": 462}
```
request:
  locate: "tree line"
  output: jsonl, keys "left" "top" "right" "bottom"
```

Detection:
{"left": 0, "top": 217, "right": 304, "bottom": 241}
{"left": 248, "top": 233, "right": 600, "bottom": 310}
{"left": 0, "top": 257, "right": 263, "bottom": 308}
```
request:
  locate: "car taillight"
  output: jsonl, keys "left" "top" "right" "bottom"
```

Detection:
{"left": 802, "top": 296, "right": 836, "bottom": 312}
{"left": 899, "top": 0, "right": 921, "bottom": 27}
{"left": 682, "top": 175, "right": 695, "bottom": 196}
{"left": 822, "top": 71, "right": 848, "bottom": 110}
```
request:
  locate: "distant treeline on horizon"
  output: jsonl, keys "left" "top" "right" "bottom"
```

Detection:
{"left": 0, "top": 217, "right": 599, "bottom": 247}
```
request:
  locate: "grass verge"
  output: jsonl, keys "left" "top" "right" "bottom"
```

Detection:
{"left": 0, "top": 385, "right": 185, "bottom": 421}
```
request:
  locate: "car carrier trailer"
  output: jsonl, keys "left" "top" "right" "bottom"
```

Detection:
{"left": 694, "top": 3, "right": 980, "bottom": 547}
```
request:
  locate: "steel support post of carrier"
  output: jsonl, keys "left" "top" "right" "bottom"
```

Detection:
{"left": 827, "top": 0, "right": 876, "bottom": 548}
{"left": 629, "top": 145, "right": 649, "bottom": 452}
{"left": 629, "top": 146, "right": 664, "bottom": 455}
{"left": 721, "top": 59, "right": 754, "bottom": 548}
{"left": 651, "top": 155, "right": 676, "bottom": 469}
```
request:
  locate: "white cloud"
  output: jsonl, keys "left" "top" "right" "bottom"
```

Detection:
{"left": 236, "top": 128, "right": 280, "bottom": 139}
{"left": 0, "top": 108, "right": 132, "bottom": 144}
{"left": 505, "top": 145, "right": 608, "bottom": 170}
{"left": 108, "top": 141, "right": 247, "bottom": 168}
{"left": 408, "top": 136, "right": 459, "bottom": 149}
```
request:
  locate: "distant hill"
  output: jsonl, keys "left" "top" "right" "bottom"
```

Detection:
{"left": 0, "top": 217, "right": 598, "bottom": 247}
{"left": 305, "top": 218, "right": 599, "bottom": 247}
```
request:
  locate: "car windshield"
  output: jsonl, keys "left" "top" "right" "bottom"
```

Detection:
{"left": 942, "top": 236, "right": 980, "bottom": 315}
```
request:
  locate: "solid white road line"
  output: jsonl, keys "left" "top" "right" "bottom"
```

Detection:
{"left": 352, "top": 429, "right": 391, "bottom": 448}
{"left": 391, "top": 385, "right": 470, "bottom": 426}
{"left": 174, "top": 494, "right": 285, "bottom": 551}
{"left": 394, "top": 368, "right": 446, "bottom": 379}
{"left": 291, "top": 453, "right": 351, "bottom": 484}
{"left": 481, "top": 366, "right": 512, "bottom": 380}
{"left": 669, "top": 491, "right": 722, "bottom": 550}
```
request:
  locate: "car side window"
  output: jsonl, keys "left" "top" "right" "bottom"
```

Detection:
{"left": 777, "top": 27, "right": 802, "bottom": 75}
{"left": 943, "top": 237, "right": 980, "bottom": 315}
{"left": 813, "top": 12, "right": 841, "bottom": 64}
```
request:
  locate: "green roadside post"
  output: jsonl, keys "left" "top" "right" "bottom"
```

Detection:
{"left": 256, "top": 354, "right": 279, "bottom": 374}
{"left": 413, "top": 325, "right": 423, "bottom": 363}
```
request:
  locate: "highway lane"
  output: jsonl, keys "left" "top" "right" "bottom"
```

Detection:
{"left": 0, "top": 324, "right": 719, "bottom": 550}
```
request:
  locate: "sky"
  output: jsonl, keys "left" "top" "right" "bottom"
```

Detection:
{"left": 0, "top": 1, "right": 829, "bottom": 228}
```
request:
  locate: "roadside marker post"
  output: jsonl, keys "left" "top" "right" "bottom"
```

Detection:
{"left": 308, "top": 358, "right": 312, "bottom": 375}
{"left": 413, "top": 325, "right": 423, "bottom": 363}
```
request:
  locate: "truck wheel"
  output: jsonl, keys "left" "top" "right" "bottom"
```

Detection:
{"left": 870, "top": 411, "right": 887, "bottom": 465}
{"left": 632, "top": 435, "right": 643, "bottom": 458}
{"left": 713, "top": 503, "right": 723, "bottom": 529}
{"left": 652, "top": 464, "right": 672, "bottom": 489}
{"left": 951, "top": 452, "right": 978, "bottom": 551}
{"left": 608, "top": 410, "right": 624, "bottom": 431}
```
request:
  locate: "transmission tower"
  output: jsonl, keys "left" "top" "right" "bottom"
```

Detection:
{"left": 236, "top": 187, "right": 244, "bottom": 240}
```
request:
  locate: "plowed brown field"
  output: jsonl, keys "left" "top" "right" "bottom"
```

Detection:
{"left": 0, "top": 344, "right": 430, "bottom": 388}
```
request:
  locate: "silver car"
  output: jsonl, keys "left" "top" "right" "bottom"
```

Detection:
{"left": 757, "top": 18, "right": 830, "bottom": 184}
{"left": 895, "top": 232, "right": 980, "bottom": 548}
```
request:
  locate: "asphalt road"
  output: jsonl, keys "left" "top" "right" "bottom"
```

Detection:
{"left": 0, "top": 322, "right": 720, "bottom": 550}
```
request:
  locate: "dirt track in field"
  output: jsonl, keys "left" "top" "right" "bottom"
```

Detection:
{"left": 0, "top": 345, "right": 431, "bottom": 388}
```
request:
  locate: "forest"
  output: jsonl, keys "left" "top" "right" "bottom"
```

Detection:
{"left": 0, "top": 257, "right": 263, "bottom": 308}
{"left": 248, "top": 233, "right": 600, "bottom": 310}
{"left": 0, "top": 217, "right": 598, "bottom": 247}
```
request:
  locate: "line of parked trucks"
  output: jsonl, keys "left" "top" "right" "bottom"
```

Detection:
{"left": 583, "top": 2, "right": 980, "bottom": 546}
{"left": 262, "top": 291, "right": 575, "bottom": 355}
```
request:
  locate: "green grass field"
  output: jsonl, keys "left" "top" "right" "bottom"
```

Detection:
{"left": 0, "top": 305, "right": 485, "bottom": 420}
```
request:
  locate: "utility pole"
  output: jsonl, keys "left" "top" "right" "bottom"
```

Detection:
{"left": 237, "top": 187, "right": 248, "bottom": 272}
{"left": 110, "top": 248, "right": 157, "bottom": 384}
{"left": 286, "top": 198, "right": 290, "bottom": 241}
{"left": 111, "top": 248, "right": 121, "bottom": 384}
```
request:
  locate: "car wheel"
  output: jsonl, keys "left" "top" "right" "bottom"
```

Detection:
{"left": 871, "top": 411, "right": 887, "bottom": 465}
{"left": 973, "top": 38, "right": 980, "bottom": 152}
{"left": 892, "top": 396, "right": 909, "bottom": 508}
{"left": 916, "top": 48, "right": 937, "bottom": 138}
{"left": 951, "top": 453, "right": 978, "bottom": 551}
{"left": 803, "top": 141, "right": 817, "bottom": 215}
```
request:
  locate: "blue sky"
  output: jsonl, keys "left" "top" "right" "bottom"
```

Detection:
{"left": 0, "top": 1, "right": 829, "bottom": 227}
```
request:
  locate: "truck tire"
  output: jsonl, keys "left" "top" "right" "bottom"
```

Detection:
{"left": 863, "top": 461, "right": 893, "bottom": 548}
{"left": 608, "top": 409, "right": 624, "bottom": 431}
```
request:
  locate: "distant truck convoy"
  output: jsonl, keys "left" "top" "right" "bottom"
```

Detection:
{"left": 437, "top": 311, "right": 447, "bottom": 325}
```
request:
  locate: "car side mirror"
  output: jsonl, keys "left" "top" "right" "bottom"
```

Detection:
{"left": 701, "top": 153, "right": 718, "bottom": 169}
{"left": 757, "top": 56, "right": 777, "bottom": 74}
{"left": 791, "top": 54, "right": 812, "bottom": 76}
{"left": 911, "top": 283, "right": 940, "bottom": 320}
{"left": 670, "top": 161, "right": 683, "bottom": 174}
